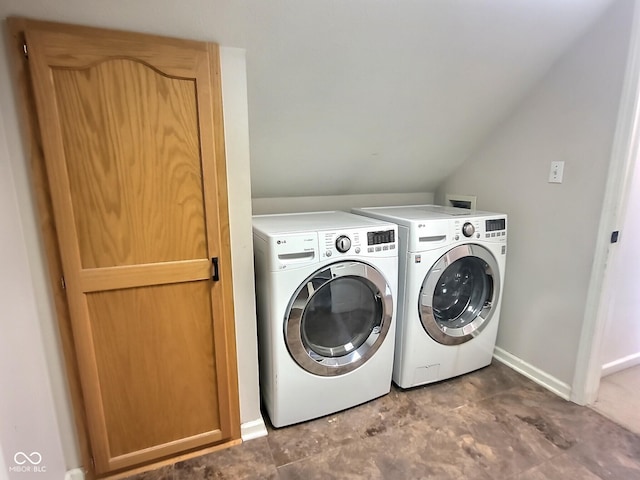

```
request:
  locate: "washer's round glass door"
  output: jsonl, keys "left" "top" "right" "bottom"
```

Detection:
{"left": 285, "top": 261, "right": 393, "bottom": 376}
{"left": 419, "top": 244, "right": 499, "bottom": 345}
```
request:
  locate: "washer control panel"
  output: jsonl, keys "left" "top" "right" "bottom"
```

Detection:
{"left": 321, "top": 227, "right": 397, "bottom": 258}
{"left": 452, "top": 217, "right": 507, "bottom": 242}
{"left": 412, "top": 214, "right": 507, "bottom": 251}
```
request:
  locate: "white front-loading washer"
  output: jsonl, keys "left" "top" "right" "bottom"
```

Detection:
{"left": 352, "top": 205, "right": 507, "bottom": 389}
{"left": 252, "top": 211, "right": 398, "bottom": 427}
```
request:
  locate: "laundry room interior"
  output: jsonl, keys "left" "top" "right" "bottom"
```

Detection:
{"left": 1, "top": 0, "right": 640, "bottom": 479}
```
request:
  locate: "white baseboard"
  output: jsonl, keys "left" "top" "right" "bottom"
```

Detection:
{"left": 493, "top": 347, "right": 572, "bottom": 400}
{"left": 241, "top": 417, "right": 268, "bottom": 441}
{"left": 601, "top": 351, "right": 640, "bottom": 377}
{"left": 64, "top": 468, "right": 85, "bottom": 480}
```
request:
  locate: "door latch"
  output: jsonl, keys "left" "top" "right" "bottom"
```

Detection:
{"left": 211, "top": 257, "right": 220, "bottom": 281}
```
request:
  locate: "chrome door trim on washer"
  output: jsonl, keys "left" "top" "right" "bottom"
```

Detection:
{"left": 285, "top": 261, "right": 393, "bottom": 377}
{"left": 419, "top": 244, "right": 499, "bottom": 346}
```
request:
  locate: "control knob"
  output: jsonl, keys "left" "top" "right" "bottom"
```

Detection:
{"left": 335, "top": 235, "right": 351, "bottom": 253}
{"left": 462, "top": 222, "right": 475, "bottom": 238}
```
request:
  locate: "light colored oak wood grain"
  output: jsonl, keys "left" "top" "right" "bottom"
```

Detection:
{"left": 79, "top": 259, "right": 211, "bottom": 292}
{"left": 204, "top": 42, "right": 241, "bottom": 441}
{"left": 53, "top": 60, "right": 207, "bottom": 268}
{"left": 13, "top": 18, "right": 241, "bottom": 476}
{"left": 88, "top": 282, "right": 221, "bottom": 458}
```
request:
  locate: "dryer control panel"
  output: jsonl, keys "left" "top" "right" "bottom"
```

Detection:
{"left": 320, "top": 227, "right": 397, "bottom": 259}
{"left": 485, "top": 218, "right": 506, "bottom": 236}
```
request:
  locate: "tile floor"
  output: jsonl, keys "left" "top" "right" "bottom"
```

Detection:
{"left": 128, "top": 362, "right": 640, "bottom": 480}
{"left": 592, "top": 364, "right": 640, "bottom": 436}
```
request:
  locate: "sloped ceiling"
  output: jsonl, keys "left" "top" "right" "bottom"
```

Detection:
{"left": 1, "top": 0, "right": 617, "bottom": 197}
{"left": 243, "top": 0, "right": 617, "bottom": 197}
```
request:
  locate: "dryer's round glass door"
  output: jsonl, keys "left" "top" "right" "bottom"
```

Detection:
{"left": 285, "top": 261, "right": 393, "bottom": 376}
{"left": 419, "top": 244, "right": 499, "bottom": 345}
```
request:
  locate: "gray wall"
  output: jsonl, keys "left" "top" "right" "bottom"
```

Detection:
{"left": 0, "top": 26, "right": 78, "bottom": 476}
{"left": 435, "top": 0, "right": 634, "bottom": 391}
{"left": 244, "top": 1, "right": 614, "bottom": 198}
{"left": 252, "top": 192, "right": 434, "bottom": 215}
{"left": 0, "top": 105, "right": 68, "bottom": 478}
{"left": 0, "top": 1, "right": 616, "bottom": 204}
{"left": 218, "top": 48, "right": 264, "bottom": 439}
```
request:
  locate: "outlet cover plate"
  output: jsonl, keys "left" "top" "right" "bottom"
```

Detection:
{"left": 549, "top": 161, "right": 564, "bottom": 183}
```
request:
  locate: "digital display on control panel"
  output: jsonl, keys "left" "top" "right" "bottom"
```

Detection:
{"left": 486, "top": 219, "right": 506, "bottom": 232}
{"left": 367, "top": 229, "right": 395, "bottom": 245}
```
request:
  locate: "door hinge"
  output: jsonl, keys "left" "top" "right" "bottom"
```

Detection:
{"left": 22, "top": 42, "right": 28, "bottom": 59}
{"left": 211, "top": 257, "right": 220, "bottom": 282}
{"left": 61, "top": 276, "right": 66, "bottom": 290}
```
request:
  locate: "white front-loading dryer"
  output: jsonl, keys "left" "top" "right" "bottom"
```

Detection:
{"left": 352, "top": 205, "right": 507, "bottom": 389}
{"left": 252, "top": 211, "right": 398, "bottom": 427}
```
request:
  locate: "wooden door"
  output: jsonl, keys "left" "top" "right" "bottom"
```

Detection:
{"left": 21, "top": 21, "right": 240, "bottom": 474}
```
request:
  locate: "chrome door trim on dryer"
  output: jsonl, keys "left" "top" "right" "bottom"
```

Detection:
{"left": 285, "top": 260, "right": 393, "bottom": 377}
{"left": 419, "top": 244, "right": 500, "bottom": 346}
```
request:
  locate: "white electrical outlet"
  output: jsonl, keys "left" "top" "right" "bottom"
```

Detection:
{"left": 549, "top": 161, "right": 564, "bottom": 183}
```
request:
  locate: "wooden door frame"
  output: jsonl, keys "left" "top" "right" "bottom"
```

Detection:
{"left": 5, "top": 17, "right": 242, "bottom": 479}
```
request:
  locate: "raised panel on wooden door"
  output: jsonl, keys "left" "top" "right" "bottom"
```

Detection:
{"left": 88, "top": 282, "right": 220, "bottom": 458}
{"left": 53, "top": 59, "right": 208, "bottom": 269}
{"left": 24, "top": 22, "right": 239, "bottom": 474}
